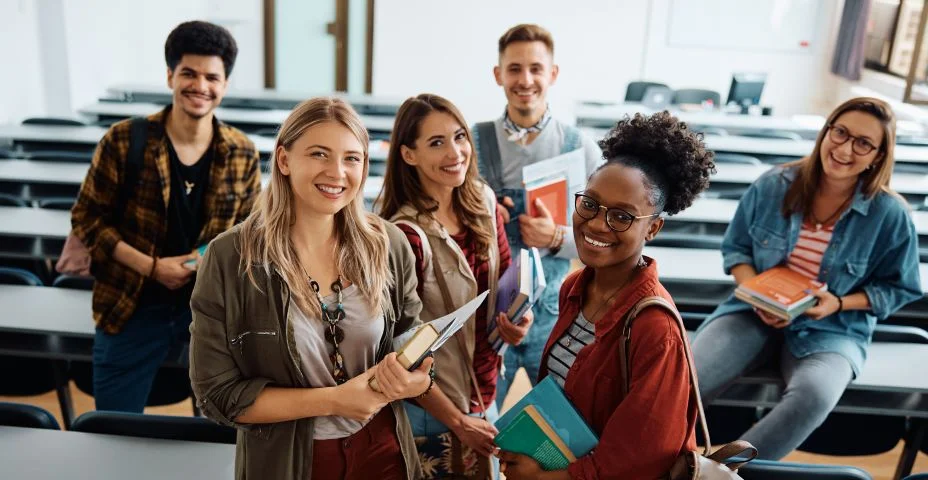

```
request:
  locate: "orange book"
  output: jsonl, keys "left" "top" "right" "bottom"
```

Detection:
{"left": 526, "top": 176, "right": 568, "bottom": 226}
{"left": 735, "top": 266, "right": 826, "bottom": 321}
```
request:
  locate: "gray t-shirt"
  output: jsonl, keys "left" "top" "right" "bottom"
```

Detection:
{"left": 491, "top": 116, "right": 603, "bottom": 259}
{"left": 290, "top": 284, "right": 385, "bottom": 439}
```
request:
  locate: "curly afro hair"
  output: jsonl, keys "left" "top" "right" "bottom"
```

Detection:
{"left": 596, "top": 112, "right": 715, "bottom": 216}
{"left": 165, "top": 21, "right": 238, "bottom": 77}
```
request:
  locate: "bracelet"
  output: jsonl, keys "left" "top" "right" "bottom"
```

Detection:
{"left": 417, "top": 364, "right": 436, "bottom": 399}
{"left": 147, "top": 256, "right": 158, "bottom": 278}
{"left": 836, "top": 295, "right": 844, "bottom": 313}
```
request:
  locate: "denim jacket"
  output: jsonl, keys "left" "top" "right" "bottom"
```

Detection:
{"left": 704, "top": 165, "right": 922, "bottom": 375}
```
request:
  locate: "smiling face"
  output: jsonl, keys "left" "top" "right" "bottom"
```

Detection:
{"left": 276, "top": 121, "right": 366, "bottom": 218}
{"left": 167, "top": 54, "right": 228, "bottom": 120}
{"left": 494, "top": 41, "right": 558, "bottom": 120}
{"left": 573, "top": 163, "right": 663, "bottom": 270}
{"left": 819, "top": 110, "right": 885, "bottom": 183}
{"left": 400, "top": 111, "right": 471, "bottom": 197}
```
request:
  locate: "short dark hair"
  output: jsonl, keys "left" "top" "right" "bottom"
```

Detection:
{"left": 164, "top": 21, "right": 238, "bottom": 77}
{"left": 596, "top": 112, "right": 715, "bottom": 215}
{"left": 498, "top": 24, "right": 554, "bottom": 56}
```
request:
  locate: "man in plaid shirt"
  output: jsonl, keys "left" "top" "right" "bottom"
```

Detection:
{"left": 71, "top": 21, "right": 261, "bottom": 412}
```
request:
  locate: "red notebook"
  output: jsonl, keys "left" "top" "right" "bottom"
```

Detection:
{"left": 526, "top": 176, "right": 568, "bottom": 226}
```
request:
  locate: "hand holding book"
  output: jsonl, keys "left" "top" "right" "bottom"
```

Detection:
{"left": 369, "top": 352, "right": 433, "bottom": 402}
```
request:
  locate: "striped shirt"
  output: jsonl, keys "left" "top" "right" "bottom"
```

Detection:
{"left": 546, "top": 312, "right": 596, "bottom": 388}
{"left": 787, "top": 222, "right": 834, "bottom": 279}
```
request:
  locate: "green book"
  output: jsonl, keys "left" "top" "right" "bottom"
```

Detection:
{"left": 494, "top": 405, "right": 576, "bottom": 471}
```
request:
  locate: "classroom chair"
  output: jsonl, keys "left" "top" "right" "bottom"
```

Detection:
{"left": 21, "top": 117, "right": 86, "bottom": 127}
{"left": 672, "top": 89, "right": 722, "bottom": 106}
{"left": 71, "top": 411, "right": 236, "bottom": 444}
{"left": 714, "top": 152, "right": 763, "bottom": 165}
{"left": 0, "top": 193, "right": 28, "bottom": 207}
{"left": 0, "top": 402, "right": 60, "bottom": 430}
{"left": 896, "top": 135, "right": 928, "bottom": 147}
{"left": 51, "top": 275, "right": 93, "bottom": 291}
{"left": 797, "top": 325, "right": 928, "bottom": 478}
{"left": 37, "top": 197, "right": 75, "bottom": 211}
{"left": 738, "top": 459, "right": 872, "bottom": 479}
{"left": 740, "top": 130, "right": 804, "bottom": 141}
{"left": 903, "top": 473, "right": 928, "bottom": 479}
{"left": 700, "top": 127, "right": 729, "bottom": 136}
{"left": 625, "top": 81, "right": 670, "bottom": 102}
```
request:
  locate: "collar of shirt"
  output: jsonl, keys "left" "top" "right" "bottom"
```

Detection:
{"left": 502, "top": 105, "right": 552, "bottom": 143}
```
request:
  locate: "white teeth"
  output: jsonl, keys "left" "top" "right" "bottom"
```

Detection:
{"left": 440, "top": 162, "right": 464, "bottom": 173}
{"left": 584, "top": 235, "right": 614, "bottom": 248}
{"left": 317, "top": 185, "right": 345, "bottom": 194}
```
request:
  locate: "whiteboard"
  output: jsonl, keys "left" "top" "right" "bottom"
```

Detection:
{"left": 666, "top": 0, "right": 823, "bottom": 53}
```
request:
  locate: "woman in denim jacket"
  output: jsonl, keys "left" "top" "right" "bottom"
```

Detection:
{"left": 692, "top": 97, "right": 922, "bottom": 460}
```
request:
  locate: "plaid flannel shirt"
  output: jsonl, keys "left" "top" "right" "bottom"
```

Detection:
{"left": 71, "top": 107, "right": 261, "bottom": 334}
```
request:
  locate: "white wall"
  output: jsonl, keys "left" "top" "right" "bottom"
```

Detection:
{"left": 372, "top": 0, "right": 845, "bottom": 122}
{"left": 0, "top": 0, "right": 46, "bottom": 124}
{"left": 2, "top": 0, "right": 263, "bottom": 123}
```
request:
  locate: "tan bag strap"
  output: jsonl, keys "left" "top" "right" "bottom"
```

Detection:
{"left": 398, "top": 217, "right": 489, "bottom": 419}
{"left": 618, "top": 296, "right": 712, "bottom": 456}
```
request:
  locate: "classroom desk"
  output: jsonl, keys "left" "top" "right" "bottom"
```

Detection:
{"left": 575, "top": 102, "right": 928, "bottom": 138}
{"left": 710, "top": 163, "right": 928, "bottom": 198}
{"left": 0, "top": 161, "right": 384, "bottom": 200}
{"left": 0, "top": 426, "right": 235, "bottom": 480}
{"left": 669, "top": 197, "right": 928, "bottom": 237}
{"left": 80, "top": 101, "right": 395, "bottom": 134}
{"left": 0, "top": 124, "right": 388, "bottom": 162}
{"left": 106, "top": 83, "right": 403, "bottom": 116}
{"left": 582, "top": 127, "right": 928, "bottom": 165}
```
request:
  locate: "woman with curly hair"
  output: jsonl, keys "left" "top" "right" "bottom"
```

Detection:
{"left": 692, "top": 97, "right": 921, "bottom": 460}
{"left": 497, "top": 111, "right": 715, "bottom": 479}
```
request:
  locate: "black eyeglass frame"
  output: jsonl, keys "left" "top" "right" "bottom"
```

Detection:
{"left": 574, "top": 192, "right": 661, "bottom": 233}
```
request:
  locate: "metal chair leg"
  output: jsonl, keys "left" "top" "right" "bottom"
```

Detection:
{"left": 51, "top": 360, "right": 74, "bottom": 429}
{"left": 894, "top": 418, "right": 926, "bottom": 480}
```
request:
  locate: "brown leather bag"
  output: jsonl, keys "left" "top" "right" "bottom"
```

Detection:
{"left": 56, "top": 117, "right": 150, "bottom": 277}
{"left": 618, "top": 296, "right": 758, "bottom": 479}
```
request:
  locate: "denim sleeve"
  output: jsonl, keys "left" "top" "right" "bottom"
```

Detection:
{"left": 862, "top": 209, "right": 923, "bottom": 319}
{"left": 720, "top": 181, "right": 758, "bottom": 274}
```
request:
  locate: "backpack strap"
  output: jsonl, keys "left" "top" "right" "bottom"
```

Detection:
{"left": 617, "top": 296, "right": 713, "bottom": 456}
{"left": 394, "top": 215, "right": 489, "bottom": 419}
{"left": 561, "top": 124, "right": 583, "bottom": 155}
{"left": 114, "top": 117, "right": 149, "bottom": 223}
{"left": 474, "top": 121, "right": 504, "bottom": 191}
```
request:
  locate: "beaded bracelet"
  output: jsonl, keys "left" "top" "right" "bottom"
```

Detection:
{"left": 417, "top": 363, "right": 437, "bottom": 399}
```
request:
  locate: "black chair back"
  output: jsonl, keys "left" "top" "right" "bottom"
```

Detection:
{"left": 71, "top": 411, "right": 236, "bottom": 444}
{"left": 625, "top": 81, "right": 670, "bottom": 102}
{"left": 672, "top": 89, "right": 721, "bottom": 106}
{"left": 739, "top": 459, "right": 872, "bottom": 479}
{"left": 0, "top": 402, "right": 60, "bottom": 430}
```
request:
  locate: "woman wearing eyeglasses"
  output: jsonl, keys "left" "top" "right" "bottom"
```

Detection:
{"left": 188, "top": 97, "right": 433, "bottom": 480}
{"left": 497, "top": 112, "right": 714, "bottom": 480}
{"left": 691, "top": 97, "right": 921, "bottom": 460}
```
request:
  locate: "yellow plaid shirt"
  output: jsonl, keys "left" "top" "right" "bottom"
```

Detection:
{"left": 71, "top": 107, "right": 261, "bottom": 334}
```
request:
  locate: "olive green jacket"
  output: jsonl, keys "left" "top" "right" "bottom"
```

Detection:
{"left": 189, "top": 221, "right": 423, "bottom": 480}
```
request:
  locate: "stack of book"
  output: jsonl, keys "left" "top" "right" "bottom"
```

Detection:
{"left": 488, "top": 248, "right": 546, "bottom": 355}
{"left": 734, "top": 266, "right": 827, "bottom": 322}
{"left": 494, "top": 377, "right": 598, "bottom": 471}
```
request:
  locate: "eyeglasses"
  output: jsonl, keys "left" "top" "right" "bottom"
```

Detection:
{"left": 574, "top": 193, "right": 660, "bottom": 232}
{"left": 826, "top": 125, "right": 880, "bottom": 156}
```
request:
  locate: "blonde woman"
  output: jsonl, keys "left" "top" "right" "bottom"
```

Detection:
{"left": 379, "top": 94, "right": 531, "bottom": 479}
{"left": 189, "top": 97, "right": 432, "bottom": 480}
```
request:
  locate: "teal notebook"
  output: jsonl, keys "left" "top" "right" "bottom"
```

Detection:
{"left": 494, "top": 405, "right": 575, "bottom": 471}
{"left": 494, "top": 376, "right": 599, "bottom": 463}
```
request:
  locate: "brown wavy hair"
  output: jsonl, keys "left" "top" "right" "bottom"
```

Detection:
{"left": 239, "top": 97, "right": 390, "bottom": 314}
{"left": 378, "top": 94, "right": 493, "bottom": 259}
{"left": 782, "top": 97, "right": 896, "bottom": 217}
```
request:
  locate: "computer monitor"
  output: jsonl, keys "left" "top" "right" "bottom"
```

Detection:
{"left": 727, "top": 73, "right": 767, "bottom": 107}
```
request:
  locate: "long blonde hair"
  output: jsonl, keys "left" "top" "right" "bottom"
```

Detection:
{"left": 378, "top": 94, "right": 494, "bottom": 259}
{"left": 239, "top": 97, "right": 390, "bottom": 313}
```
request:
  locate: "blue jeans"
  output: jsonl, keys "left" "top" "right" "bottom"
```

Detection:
{"left": 691, "top": 311, "right": 854, "bottom": 460}
{"left": 92, "top": 303, "right": 192, "bottom": 412}
{"left": 405, "top": 401, "right": 501, "bottom": 479}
